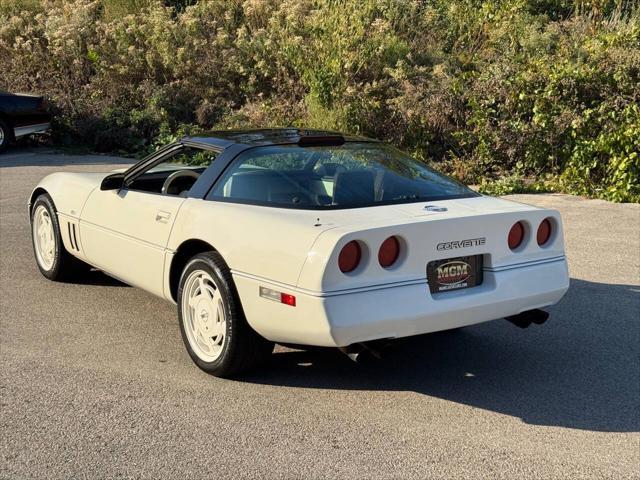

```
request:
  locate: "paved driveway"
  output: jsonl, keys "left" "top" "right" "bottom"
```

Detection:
{"left": 1, "top": 148, "right": 639, "bottom": 479}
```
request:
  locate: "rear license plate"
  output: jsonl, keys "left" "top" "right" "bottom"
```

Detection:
{"left": 427, "top": 255, "right": 483, "bottom": 294}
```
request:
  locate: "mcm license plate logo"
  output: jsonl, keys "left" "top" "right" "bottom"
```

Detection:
{"left": 436, "top": 261, "right": 471, "bottom": 288}
{"left": 437, "top": 237, "right": 486, "bottom": 251}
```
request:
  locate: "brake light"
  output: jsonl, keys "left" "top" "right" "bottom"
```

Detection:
{"left": 537, "top": 218, "right": 552, "bottom": 246}
{"left": 378, "top": 236, "right": 400, "bottom": 268}
{"left": 338, "top": 241, "right": 361, "bottom": 273}
{"left": 508, "top": 222, "right": 525, "bottom": 250}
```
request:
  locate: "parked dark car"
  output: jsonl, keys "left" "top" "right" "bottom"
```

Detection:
{"left": 0, "top": 91, "right": 51, "bottom": 153}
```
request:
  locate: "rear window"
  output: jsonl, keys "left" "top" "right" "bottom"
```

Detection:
{"left": 209, "top": 142, "right": 477, "bottom": 209}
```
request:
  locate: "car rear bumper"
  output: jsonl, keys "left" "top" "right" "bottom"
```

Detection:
{"left": 234, "top": 257, "right": 570, "bottom": 347}
{"left": 14, "top": 122, "right": 50, "bottom": 139}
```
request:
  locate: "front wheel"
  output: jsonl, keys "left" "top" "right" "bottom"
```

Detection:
{"left": 31, "top": 193, "right": 81, "bottom": 280}
{"left": 177, "top": 252, "right": 274, "bottom": 377}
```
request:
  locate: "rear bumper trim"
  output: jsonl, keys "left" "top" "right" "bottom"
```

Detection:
{"left": 485, "top": 255, "right": 566, "bottom": 272}
{"left": 13, "top": 122, "right": 51, "bottom": 138}
{"left": 232, "top": 255, "right": 567, "bottom": 298}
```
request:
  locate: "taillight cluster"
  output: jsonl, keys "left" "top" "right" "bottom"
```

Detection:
{"left": 508, "top": 218, "right": 554, "bottom": 250}
{"left": 338, "top": 236, "right": 402, "bottom": 273}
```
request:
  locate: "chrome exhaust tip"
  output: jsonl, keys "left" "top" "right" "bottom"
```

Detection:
{"left": 505, "top": 309, "right": 549, "bottom": 328}
{"left": 339, "top": 340, "right": 387, "bottom": 362}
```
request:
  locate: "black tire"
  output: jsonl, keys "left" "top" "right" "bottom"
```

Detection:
{"left": 0, "top": 118, "right": 10, "bottom": 153}
{"left": 30, "top": 193, "right": 83, "bottom": 281}
{"left": 177, "top": 251, "right": 274, "bottom": 378}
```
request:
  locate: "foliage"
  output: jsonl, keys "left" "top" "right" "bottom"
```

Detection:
{"left": 478, "top": 175, "right": 560, "bottom": 195}
{"left": 0, "top": 0, "right": 638, "bottom": 201}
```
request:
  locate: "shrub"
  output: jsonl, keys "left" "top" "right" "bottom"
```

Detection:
{"left": 0, "top": 0, "right": 638, "bottom": 201}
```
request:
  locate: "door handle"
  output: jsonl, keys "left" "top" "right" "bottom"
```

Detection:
{"left": 155, "top": 210, "right": 171, "bottom": 223}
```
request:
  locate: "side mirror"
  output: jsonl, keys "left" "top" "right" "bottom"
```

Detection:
{"left": 100, "top": 172, "right": 125, "bottom": 191}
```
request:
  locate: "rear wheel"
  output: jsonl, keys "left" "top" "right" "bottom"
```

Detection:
{"left": 31, "top": 194, "right": 82, "bottom": 280}
{"left": 177, "top": 252, "right": 274, "bottom": 377}
{"left": 0, "top": 118, "right": 10, "bottom": 153}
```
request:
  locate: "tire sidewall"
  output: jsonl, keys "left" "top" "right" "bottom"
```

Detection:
{"left": 31, "top": 194, "right": 64, "bottom": 279}
{"left": 177, "top": 255, "right": 238, "bottom": 374}
{"left": 0, "top": 119, "right": 8, "bottom": 152}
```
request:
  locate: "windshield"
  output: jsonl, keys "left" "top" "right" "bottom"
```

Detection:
{"left": 210, "top": 142, "right": 477, "bottom": 209}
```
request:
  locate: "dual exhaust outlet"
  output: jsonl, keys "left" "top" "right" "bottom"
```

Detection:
{"left": 504, "top": 308, "right": 549, "bottom": 329}
{"left": 340, "top": 308, "right": 550, "bottom": 362}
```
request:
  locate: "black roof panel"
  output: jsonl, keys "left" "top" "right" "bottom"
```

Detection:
{"left": 183, "top": 128, "right": 377, "bottom": 149}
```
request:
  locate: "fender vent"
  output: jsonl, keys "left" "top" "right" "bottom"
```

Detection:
{"left": 67, "top": 222, "right": 79, "bottom": 251}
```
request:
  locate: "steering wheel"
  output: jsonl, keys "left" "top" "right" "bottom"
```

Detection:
{"left": 161, "top": 170, "right": 201, "bottom": 196}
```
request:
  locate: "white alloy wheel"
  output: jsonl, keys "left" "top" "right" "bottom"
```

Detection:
{"left": 32, "top": 204, "right": 56, "bottom": 271}
{"left": 0, "top": 124, "right": 5, "bottom": 146}
{"left": 181, "top": 269, "right": 227, "bottom": 362}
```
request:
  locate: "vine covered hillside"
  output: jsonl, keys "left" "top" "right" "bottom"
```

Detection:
{"left": 1, "top": 0, "right": 638, "bottom": 201}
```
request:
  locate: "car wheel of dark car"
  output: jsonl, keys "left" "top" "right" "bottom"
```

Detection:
{"left": 0, "top": 118, "right": 10, "bottom": 153}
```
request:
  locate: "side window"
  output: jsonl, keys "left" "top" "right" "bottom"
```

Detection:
{"left": 127, "top": 147, "right": 218, "bottom": 196}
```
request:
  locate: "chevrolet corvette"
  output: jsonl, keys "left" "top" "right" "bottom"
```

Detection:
{"left": 29, "top": 129, "right": 569, "bottom": 376}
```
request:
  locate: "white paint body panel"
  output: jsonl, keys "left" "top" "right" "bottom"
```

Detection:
{"left": 30, "top": 171, "right": 570, "bottom": 347}
{"left": 81, "top": 189, "right": 185, "bottom": 297}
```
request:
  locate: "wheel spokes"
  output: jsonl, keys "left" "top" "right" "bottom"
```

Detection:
{"left": 183, "top": 270, "right": 226, "bottom": 362}
{"left": 33, "top": 206, "right": 56, "bottom": 270}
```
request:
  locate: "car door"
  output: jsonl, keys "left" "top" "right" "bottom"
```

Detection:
{"left": 79, "top": 145, "right": 218, "bottom": 296}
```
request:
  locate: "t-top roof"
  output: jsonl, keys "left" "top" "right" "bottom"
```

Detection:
{"left": 183, "top": 128, "right": 377, "bottom": 149}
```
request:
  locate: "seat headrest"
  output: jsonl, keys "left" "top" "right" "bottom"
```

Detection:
{"left": 333, "top": 170, "right": 375, "bottom": 205}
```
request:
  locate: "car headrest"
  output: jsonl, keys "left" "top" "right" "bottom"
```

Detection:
{"left": 227, "top": 170, "right": 313, "bottom": 205}
{"left": 333, "top": 170, "right": 375, "bottom": 205}
{"left": 228, "top": 171, "right": 270, "bottom": 201}
{"left": 316, "top": 162, "right": 346, "bottom": 178}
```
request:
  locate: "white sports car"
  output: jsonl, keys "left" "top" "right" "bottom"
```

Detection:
{"left": 29, "top": 129, "right": 569, "bottom": 377}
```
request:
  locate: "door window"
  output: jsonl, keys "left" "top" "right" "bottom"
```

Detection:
{"left": 127, "top": 147, "right": 218, "bottom": 197}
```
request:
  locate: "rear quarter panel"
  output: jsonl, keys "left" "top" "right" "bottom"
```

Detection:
{"left": 167, "top": 200, "right": 329, "bottom": 287}
{"left": 1, "top": 94, "right": 49, "bottom": 127}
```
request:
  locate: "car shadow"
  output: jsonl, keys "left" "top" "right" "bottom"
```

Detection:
{"left": 65, "top": 268, "right": 130, "bottom": 287}
{"left": 243, "top": 278, "right": 640, "bottom": 433}
{"left": 0, "top": 146, "right": 133, "bottom": 168}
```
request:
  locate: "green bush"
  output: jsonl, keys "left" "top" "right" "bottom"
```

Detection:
{"left": 0, "top": 0, "right": 638, "bottom": 201}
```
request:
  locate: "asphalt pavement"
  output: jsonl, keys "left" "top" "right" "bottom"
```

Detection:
{"left": 1, "top": 147, "right": 639, "bottom": 479}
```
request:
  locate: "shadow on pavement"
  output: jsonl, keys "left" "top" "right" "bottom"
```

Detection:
{"left": 245, "top": 278, "right": 640, "bottom": 433}
{"left": 0, "top": 146, "right": 133, "bottom": 168}
{"left": 70, "top": 268, "right": 131, "bottom": 287}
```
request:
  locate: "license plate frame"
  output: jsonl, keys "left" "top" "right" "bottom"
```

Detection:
{"left": 427, "top": 255, "right": 484, "bottom": 294}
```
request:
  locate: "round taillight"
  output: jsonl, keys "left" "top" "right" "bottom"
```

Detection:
{"left": 508, "top": 222, "right": 525, "bottom": 250}
{"left": 537, "top": 218, "right": 552, "bottom": 246}
{"left": 338, "top": 241, "right": 361, "bottom": 273}
{"left": 378, "top": 236, "right": 400, "bottom": 268}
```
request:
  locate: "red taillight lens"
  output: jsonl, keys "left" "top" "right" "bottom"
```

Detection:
{"left": 378, "top": 236, "right": 400, "bottom": 268}
{"left": 537, "top": 218, "right": 552, "bottom": 246}
{"left": 338, "top": 241, "right": 361, "bottom": 273}
{"left": 508, "top": 222, "right": 525, "bottom": 250}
